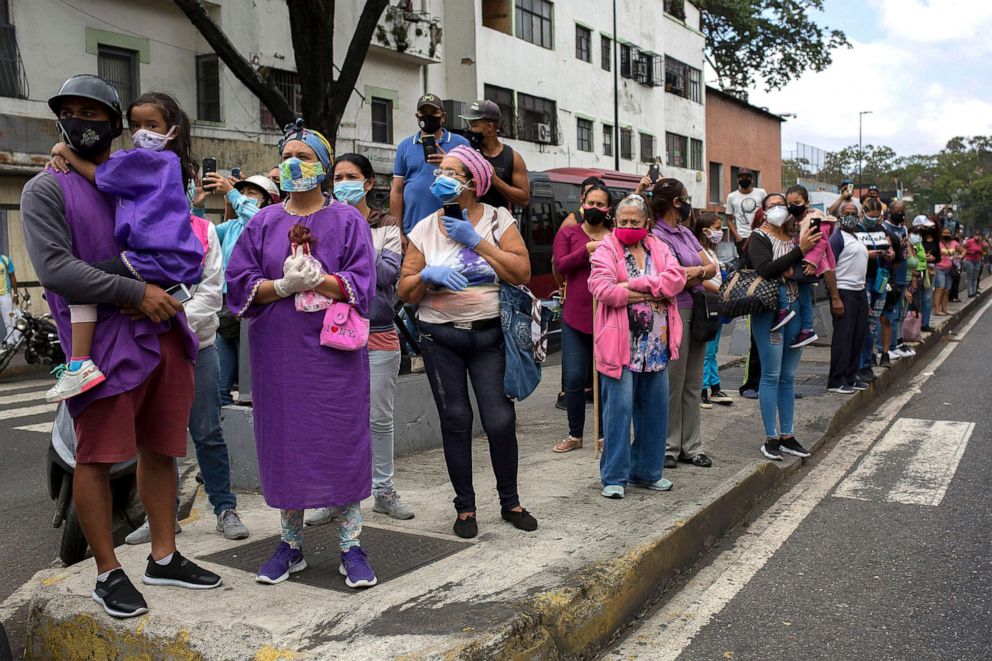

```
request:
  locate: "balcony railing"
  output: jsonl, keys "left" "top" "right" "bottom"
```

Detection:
{"left": 0, "top": 24, "right": 28, "bottom": 99}
{"left": 371, "top": 5, "right": 443, "bottom": 64}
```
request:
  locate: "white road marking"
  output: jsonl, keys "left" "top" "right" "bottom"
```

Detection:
{"left": 887, "top": 419, "right": 974, "bottom": 506}
{"left": 606, "top": 295, "right": 992, "bottom": 661}
{"left": 0, "top": 389, "right": 48, "bottom": 407}
{"left": 0, "top": 403, "right": 57, "bottom": 421}
{"left": 13, "top": 422, "right": 53, "bottom": 434}
{"left": 0, "top": 378, "right": 52, "bottom": 393}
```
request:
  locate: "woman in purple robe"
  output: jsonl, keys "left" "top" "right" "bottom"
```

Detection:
{"left": 225, "top": 122, "right": 378, "bottom": 589}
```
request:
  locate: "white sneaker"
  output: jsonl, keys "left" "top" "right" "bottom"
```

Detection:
{"left": 304, "top": 508, "right": 333, "bottom": 526}
{"left": 898, "top": 344, "right": 917, "bottom": 356}
{"left": 46, "top": 360, "right": 106, "bottom": 403}
{"left": 887, "top": 349, "right": 908, "bottom": 361}
{"left": 125, "top": 519, "right": 182, "bottom": 545}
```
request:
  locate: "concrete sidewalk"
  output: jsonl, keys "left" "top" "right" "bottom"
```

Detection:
{"left": 21, "top": 278, "right": 992, "bottom": 660}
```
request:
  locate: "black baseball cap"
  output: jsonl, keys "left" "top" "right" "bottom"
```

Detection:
{"left": 738, "top": 168, "right": 754, "bottom": 176}
{"left": 417, "top": 93, "right": 443, "bottom": 111}
{"left": 868, "top": 184, "right": 879, "bottom": 191}
{"left": 459, "top": 99, "right": 501, "bottom": 122}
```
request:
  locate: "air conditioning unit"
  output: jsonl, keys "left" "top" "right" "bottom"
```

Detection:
{"left": 536, "top": 123, "right": 552, "bottom": 144}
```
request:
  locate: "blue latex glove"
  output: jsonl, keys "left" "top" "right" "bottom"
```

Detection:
{"left": 421, "top": 265, "right": 469, "bottom": 291}
{"left": 443, "top": 210, "right": 483, "bottom": 248}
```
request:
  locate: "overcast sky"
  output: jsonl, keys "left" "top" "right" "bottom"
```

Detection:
{"left": 738, "top": 0, "right": 992, "bottom": 159}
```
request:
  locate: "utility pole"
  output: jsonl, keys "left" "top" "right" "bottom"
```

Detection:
{"left": 858, "top": 110, "right": 873, "bottom": 195}
{"left": 613, "top": 0, "right": 619, "bottom": 172}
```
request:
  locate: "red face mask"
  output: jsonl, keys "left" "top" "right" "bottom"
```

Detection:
{"left": 615, "top": 227, "right": 648, "bottom": 246}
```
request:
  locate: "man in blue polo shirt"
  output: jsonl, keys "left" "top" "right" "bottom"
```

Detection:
{"left": 390, "top": 93, "right": 469, "bottom": 233}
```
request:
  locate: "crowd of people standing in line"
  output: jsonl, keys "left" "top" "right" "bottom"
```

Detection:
{"left": 17, "top": 75, "right": 990, "bottom": 620}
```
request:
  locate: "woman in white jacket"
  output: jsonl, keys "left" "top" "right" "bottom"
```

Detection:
{"left": 126, "top": 218, "right": 250, "bottom": 543}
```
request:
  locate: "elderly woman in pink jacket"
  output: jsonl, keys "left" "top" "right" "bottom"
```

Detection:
{"left": 589, "top": 195, "right": 701, "bottom": 499}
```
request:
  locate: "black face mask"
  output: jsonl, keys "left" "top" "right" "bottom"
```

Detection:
{"left": 584, "top": 207, "right": 607, "bottom": 226}
{"left": 738, "top": 178, "right": 752, "bottom": 189}
{"left": 57, "top": 118, "right": 116, "bottom": 158}
{"left": 677, "top": 200, "right": 692, "bottom": 221}
{"left": 418, "top": 114, "right": 442, "bottom": 134}
{"left": 889, "top": 212, "right": 905, "bottom": 223}
{"left": 466, "top": 130, "right": 485, "bottom": 150}
{"left": 788, "top": 203, "right": 806, "bottom": 218}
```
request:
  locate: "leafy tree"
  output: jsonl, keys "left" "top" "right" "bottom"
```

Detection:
{"left": 173, "top": 0, "right": 389, "bottom": 145}
{"left": 697, "top": 0, "right": 850, "bottom": 93}
{"left": 818, "top": 144, "right": 899, "bottom": 189}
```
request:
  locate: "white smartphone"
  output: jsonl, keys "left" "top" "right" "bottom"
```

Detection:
{"left": 166, "top": 283, "right": 193, "bottom": 304}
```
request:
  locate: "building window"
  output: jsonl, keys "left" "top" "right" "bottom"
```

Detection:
{"left": 575, "top": 24, "right": 591, "bottom": 62}
{"left": 665, "top": 56, "right": 702, "bottom": 103}
{"left": 603, "top": 124, "right": 614, "bottom": 157}
{"left": 619, "top": 43, "right": 631, "bottom": 78}
{"left": 97, "top": 45, "right": 138, "bottom": 108}
{"left": 633, "top": 51, "right": 662, "bottom": 87}
{"left": 0, "top": 22, "right": 27, "bottom": 99}
{"left": 371, "top": 97, "right": 393, "bottom": 144}
{"left": 600, "top": 35, "right": 611, "bottom": 71}
{"left": 482, "top": 0, "right": 512, "bottom": 35}
{"left": 484, "top": 83, "right": 517, "bottom": 138}
{"left": 620, "top": 127, "right": 633, "bottom": 160}
{"left": 195, "top": 54, "right": 221, "bottom": 122}
{"left": 260, "top": 68, "right": 302, "bottom": 129}
{"left": 518, "top": 91, "right": 557, "bottom": 144}
{"left": 708, "top": 162, "right": 722, "bottom": 205}
{"left": 576, "top": 118, "right": 593, "bottom": 152}
{"left": 690, "top": 138, "right": 703, "bottom": 171}
{"left": 640, "top": 133, "right": 655, "bottom": 163}
{"left": 515, "top": 0, "right": 553, "bottom": 49}
{"left": 664, "top": 0, "right": 686, "bottom": 20}
{"left": 666, "top": 132, "right": 688, "bottom": 168}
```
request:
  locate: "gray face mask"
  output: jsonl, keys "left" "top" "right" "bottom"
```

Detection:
{"left": 840, "top": 214, "right": 860, "bottom": 231}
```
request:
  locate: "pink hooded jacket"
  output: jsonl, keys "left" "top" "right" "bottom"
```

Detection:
{"left": 589, "top": 233, "right": 687, "bottom": 379}
{"left": 799, "top": 209, "right": 836, "bottom": 276}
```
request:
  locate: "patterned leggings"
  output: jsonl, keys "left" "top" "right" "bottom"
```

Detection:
{"left": 280, "top": 503, "right": 362, "bottom": 551}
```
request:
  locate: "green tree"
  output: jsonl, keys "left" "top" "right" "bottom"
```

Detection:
{"left": 697, "top": 0, "right": 850, "bottom": 93}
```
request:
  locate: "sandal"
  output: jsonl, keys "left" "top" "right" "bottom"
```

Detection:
{"left": 553, "top": 436, "right": 583, "bottom": 453}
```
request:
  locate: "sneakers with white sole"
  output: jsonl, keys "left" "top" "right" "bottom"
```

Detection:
{"left": 372, "top": 490, "right": 415, "bottom": 520}
{"left": 46, "top": 359, "right": 106, "bottom": 403}
{"left": 216, "top": 509, "right": 249, "bottom": 540}
{"left": 125, "top": 519, "right": 181, "bottom": 545}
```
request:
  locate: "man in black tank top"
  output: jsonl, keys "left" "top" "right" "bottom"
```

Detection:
{"left": 459, "top": 99, "right": 530, "bottom": 211}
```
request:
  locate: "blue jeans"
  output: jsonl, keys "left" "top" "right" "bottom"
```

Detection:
{"left": 418, "top": 321, "right": 519, "bottom": 514}
{"left": 561, "top": 321, "right": 595, "bottom": 438}
{"left": 188, "top": 345, "right": 236, "bottom": 515}
{"left": 370, "top": 348, "right": 401, "bottom": 496}
{"left": 963, "top": 260, "right": 980, "bottom": 297}
{"left": 600, "top": 367, "right": 669, "bottom": 486}
{"left": 702, "top": 325, "right": 722, "bottom": 390}
{"left": 917, "top": 282, "right": 934, "bottom": 327}
{"left": 881, "top": 284, "right": 907, "bottom": 350}
{"left": 215, "top": 333, "right": 239, "bottom": 407}
{"left": 751, "top": 306, "right": 804, "bottom": 439}
{"left": 861, "top": 289, "right": 885, "bottom": 368}
{"left": 779, "top": 282, "right": 813, "bottom": 332}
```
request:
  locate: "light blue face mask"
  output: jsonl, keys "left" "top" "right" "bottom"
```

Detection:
{"left": 333, "top": 180, "right": 367, "bottom": 206}
{"left": 430, "top": 175, "right": 465, "bottom": 203}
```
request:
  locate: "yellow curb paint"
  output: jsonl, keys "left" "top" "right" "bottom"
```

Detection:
{"left": 254, "top": 646, "right": 299, "bottom": 660}
{"left": 40, "top": 574, "right": 66, "bottom": 587}
{"left": 32, "top": 613, "right": 202, "bottom": 660}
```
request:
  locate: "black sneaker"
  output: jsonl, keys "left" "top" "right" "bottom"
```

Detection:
{"left": 921, "top": 325, "right": 935, "bottom": 333}
{"left": 827, "top": 385, "right": 855, "bottom": 394}
{"left": 850, "top": 381, "right": 869, "bottom": 391}
{"left": 143, "top": 551, "right": 222, "bottom": 589}
{"left": 555, "top": 392, "right": 566, "bottom": 411}
{"left": 700, "top": 392, "right": 713, "bottom": 409}
{"left": 879, "top": 353, "right": 891, "bottom": 368}
{"left": 761, "top": 439, "right": 783, "bottom": 460}
{"left": 779, "top": 437, "right": 811, "bottom": 458}
{"left": 92, "top": 568, "right": 148, "bottom": 618}
{"left": 501, "top": 508, "right": 538, "bottom": 532}
{"left": 859, "top": 367, "right": 877, "bottom": 383}
{"left": 664, "top": 455, "right": 677, "bottom": 469}
{"left": 453, "top": 514, "right": 478, "bottom": 539}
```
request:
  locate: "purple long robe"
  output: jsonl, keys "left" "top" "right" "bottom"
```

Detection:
{"left": 95, "top": 149, "right": 203, "bottom": 285}
{"left": 225, "top": 201, "right": 376, "bottom": 509}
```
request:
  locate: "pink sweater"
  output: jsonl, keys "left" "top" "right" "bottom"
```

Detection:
{"left": 589, "top": 234, "right": 687, "bottom": 379}
{"left": 800, "top": 210, "right": 836, "bottom": 276}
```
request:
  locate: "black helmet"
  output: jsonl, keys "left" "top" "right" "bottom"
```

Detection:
{"left": 48, "top": 74, "right": 124, "bottom": 135}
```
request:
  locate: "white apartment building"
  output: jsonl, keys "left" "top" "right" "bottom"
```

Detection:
{"left": 0, "top": 0, "right": 705, "bottom": 287}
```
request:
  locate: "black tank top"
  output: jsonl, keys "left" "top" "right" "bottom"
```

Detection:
{"left": 478, "top": 144, "right": 515, "bottom": 209}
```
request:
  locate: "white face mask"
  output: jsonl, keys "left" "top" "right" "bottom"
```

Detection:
{"left": 131, "top": 125, "right": 177, "bottom": 151}
{"left": 766, "top": 205, "right": 789, "bottom": 227}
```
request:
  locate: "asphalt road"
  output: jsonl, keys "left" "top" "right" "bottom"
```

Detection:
{"left": 604, "top": 299, "right": 992, "bottom": 661}
{"left": 0, "top": 369, "right": 60, "bottom": 657}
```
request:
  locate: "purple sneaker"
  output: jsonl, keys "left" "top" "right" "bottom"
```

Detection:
{"left": 770, "top": 309, "right": 795, "bottom": 331}
{"left": 789, "top": 330, "right": 818, "bottom": 348}
{"left": 339, "top": 546, "right": 377, "bottom": 588}
{"left": 256, "top": 541, "right": 307, "bottom": 585}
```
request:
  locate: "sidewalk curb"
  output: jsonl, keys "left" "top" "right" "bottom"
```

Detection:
{"left": 439, "top": 287, "right": 992, "bottom": 660}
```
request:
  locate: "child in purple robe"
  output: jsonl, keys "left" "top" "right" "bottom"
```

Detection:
{"left": 46, "top": 92, "right": 203, "bottom": 402}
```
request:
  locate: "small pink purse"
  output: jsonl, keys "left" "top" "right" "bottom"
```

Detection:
{"left": 319, "top": 301, "right": 369, "bottom": 351}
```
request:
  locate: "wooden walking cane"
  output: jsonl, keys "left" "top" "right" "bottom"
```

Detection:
{"left": 593, "top": 297, "right": 603, "bottom": 458}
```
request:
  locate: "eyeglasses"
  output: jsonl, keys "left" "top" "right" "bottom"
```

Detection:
{"left": 433, "top": 168, "right": 466, "bottom": 179}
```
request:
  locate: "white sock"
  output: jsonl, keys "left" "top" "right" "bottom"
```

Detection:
{"left": 154, "top": 552, "right": 174, "bottom": 566}
{"left": 96, "top": 568, "right": 118, "bottom": 582}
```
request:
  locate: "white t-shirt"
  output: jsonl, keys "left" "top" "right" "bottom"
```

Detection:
{"left": 725, "top": 188, "right": 767, "bottom": 240}
{"left": 408, "top": 204, "right": 517, "bottom": 324}
{"left": 833, "top": 230, "right": 869, "bottom": 290}
{"left": 702, "top": 248, "right": 722, "bottom": 288}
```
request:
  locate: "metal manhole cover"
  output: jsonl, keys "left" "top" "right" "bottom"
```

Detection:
{"left": 200, "top": 525, "right": 472, "bottom": 592}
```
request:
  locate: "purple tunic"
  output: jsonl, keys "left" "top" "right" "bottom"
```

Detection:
{"left": 225, "top": 201, "right": 376, "bottom": 509}
{"left": 47, "top": 171, "right": 198, "bottom": 418}
{"left": 95, "top": 149, "right": 203, "bottom": 285}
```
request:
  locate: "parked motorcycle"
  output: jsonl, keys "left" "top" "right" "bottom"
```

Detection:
{"left": 48, "top": 403, "right": 140, "bottom": 566}
{"left": 0, "top": 291, "right": 64, "bottom": 376}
